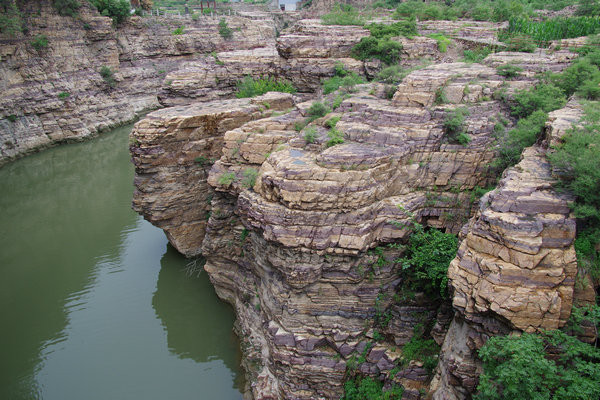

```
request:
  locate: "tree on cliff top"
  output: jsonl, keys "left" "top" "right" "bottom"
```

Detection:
{"left": 91, "top": 0, "right": 131, "bottom": 25}
{"left": 53, "top": 0, "right": 80, "bottom": 17}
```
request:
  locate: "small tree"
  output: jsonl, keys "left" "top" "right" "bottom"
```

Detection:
{"left": 218, "top": 18, "right": 233, "bottom": 40}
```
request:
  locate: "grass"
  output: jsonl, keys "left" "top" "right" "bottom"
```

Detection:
{"left": 321, "top": 3, "right": 365, "bottom": 26}
{"left": 501, "top": 16, "right": 600, "bottom": 47}
{"left": 428, "top": 33, "right": 451, "bottom": 53}
{"left": 444, "top": 107, "right": 471, "bottom": 146}
{"left": 326, "top": 127, "right": 344, "bottom": 147}
{"left": 57, "top": 91, "right": 70, "bottom": 99}
{"left": 496, "top": 64, "right": 523, "bottom": 79}
{"left": 218, "top": 172, "right": 236, "bottom": 186}
{"left": 303, "top": 126, "right": 318, "bottom": 144}
{"left": 99, "top": 65, "right": 116, "bottom": 88}
{"left": 31, "top": 35, "right": 49, "bottom": 52}
{"left": 322, "top": 63, "right": 365, "bottom": 94}
{"left": 172, "top": 25, "right": 185, "bottom": 35}
{"left": 235, "top": 76, "right": 296, "bottom": 98}
{"left": 463, "top": 47, "right": 492, "bottom": 63}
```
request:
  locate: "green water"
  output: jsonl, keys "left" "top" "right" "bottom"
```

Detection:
{"left": 0, "top": 125, "right": 243, "bottom": 400}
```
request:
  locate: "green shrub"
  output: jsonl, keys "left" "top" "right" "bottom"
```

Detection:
{"left": 475, "top": 331, "right": 600, "bottom": 400}
{"left": 496, "top": 63, "right": 523, "bottom": 79}
{"left": 6, "top": 114, "right": 17, "bottom": 122}
{"left": 444, "top": 107, "right": 471, "bottom": 146}
{"left": 462, "top": 47, "right": 492, "bottom": 63}
{"left": 511, "top": 84, "right": 567, "bottom": 118}
{"left": 303, "top": 126, "right": 318, "bottom": 144}
{"left": 325, "top": 116, "right": 340, "bottom": 129}
{"left": 331, "top": 94, "right": 347, "bottom": 110}
{"left": 428, "top": 33, "right": 451, "bottom": 53}
{"left": 241, "top": 168, "right": 258, "bottom": 189}
{"left": 504, "top": 34, "right": 537, "bottom": 52}
{"left": 365, "top": 20, "right": 417, "bottom": 38}
{"left": 91, "top": 0, "right": 130, "bottom": 25}
{"left": 398, "top": 225, "right": 458, "bottom": 299}
{"left": 376, "top": 65, "right": 407, "bottom": 85}
{"left": 434, "top": 86, "right": 448, "bottom": 105}
{"left": 0, "top": 1, "right": 23, "bottom": 35}
{"left": 31, "top": 34, "right": 49, "bottom": 51}
{"left": 172, "top": 25, "right": 185, "bottom": 35}
{"left": 503, "top": 16, "right": 600, "bottom": 47}
{"left": 57, "top": 91, "right": 70, "bottom": 99}
{"left": 321, "top": 3, "right": 365, "bottom": 26}
{"left": 341, "top": 376, "right": 404, "bottom": 400}
{"left": 218, "top": 172, "right": 236, "bottom": 186}
{"left": 235, "top": 76, "right": 296, "bottom": 98}
{"left": 307, "top": 101, "right": 330, "bottom": 121}
{"left": 218, "top": 18, "right": 233, "bottom": 39}
{"left": 577, "top": 0, "right": 600, "bottom": 16}
{"left": 577, "top": 78, "right": 600, "bottom": 99}
{"left": 553, "top": 58, "right": 600, "bottom": 96}
{"left": 52, "top": 0, "right": 80, "bottom": 16}
{"left": 492, "top": 110, "right": 548, "bottom": 173}
{"left": 352, "top": 36, "right": 403, "bottom": 65}
{"left": 402, "top": 327, "right": 440, "bottom": 373}
{"left": 99, "top": 65, "right": 116, "bottom": 87}
{"left": 326, "top": 127, "right": 344, "bottom": 147}
{"left": 322, "top": 64, "right": 365, "bottom": 95}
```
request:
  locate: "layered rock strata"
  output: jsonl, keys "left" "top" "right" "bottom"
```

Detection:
{"left": 433, "top": 99, "right": 595, "bottom": 399}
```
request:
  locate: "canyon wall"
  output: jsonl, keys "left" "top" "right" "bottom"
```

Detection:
{"left": 129, "top": 23, "right": 588, "bottom": 396}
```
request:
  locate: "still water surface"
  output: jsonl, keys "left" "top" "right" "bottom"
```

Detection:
{"left": 0, "top": 125, "right": 243, "bottom": 399}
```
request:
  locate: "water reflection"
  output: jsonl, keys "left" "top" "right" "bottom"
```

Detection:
{"left": 153, "top": 247, "right": 245, "bottom": 393}
{"left": 0, "top": 125, "right": 242, "bottom": 399}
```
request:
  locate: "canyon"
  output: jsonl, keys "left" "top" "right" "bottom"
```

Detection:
{"left": 1, "top": 1, "right": 597, "bottom": 399}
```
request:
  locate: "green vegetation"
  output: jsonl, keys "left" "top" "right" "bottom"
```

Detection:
{"left": 57, "top": 91, "right": 70, "bottom": 99}
{"left": 398, "top": 224, "right": 458, "bottom": 299}
{"left": 444, "top": 107, "right": 471, "bottom": 146}
{"left": 91, "top": 0, "right": 131, "bottom": 25}
{"left": 475, "top": 330, "right": 600, "bottom": 400}
{"left": 307, "top": 101, "right": 330, "bottom": 121}
{"left": 496, "top": 63, "right": 523, "bottom": 79}
{"left": 235, "top": 76, "right": 296, "bottom": 98}
{"left": 31, "top": 35, "right": 49, "bottom": 52}
{"left": 99, "top": 65, "right": 116, "bottom": 88}
{"left": 577, "top": 0, "right": 600, "bottom": 16}
{"left": 172, "top": 25, "right": 185, "bottom": 35}
{"left": 322, "top": 63, "right": 365, "bottom": 94}
{"left": 217, "top": 171, "right": 236, "bottom": 186}
{"left": 402, "top": 325, "right": 440, "bottom": 373}
{"left": 326, "top": 127, "right": 344, "bottom": 147}
{"left": 341, "top": 375, "right": 404, "bottom": 400}
{"left": 511, "top": 84, "right": 566, "bottom": 118}
{"left": 365, "top": 20, "right": 417, "bottom": 38}
{"left": 376, "top": 65, "right": 407, "bottom": 85}
{"left": 218, "top": 18, "right": 233, "bottom": 39}
{"left": 428, "top": 33, "right": 451, "bottom": 53}
{"left": 393, "top": 0, "right": 533, "bottom": 22}
{"left": 52, "top": 0, "right": 80, "bottom": 17}
{"left": 241, "top": 168, "right": 258, "bottom": 189}
{"left": 303, "top": 126, "right": 318, "bottom": 144}
{"left": 463, "top": 47, "right": 492, "bottom": 63}
{"left": 548, "top": 105, "right": 600, "bottom": 279}
{"left": 0, "top": 0, "right": 23, "bottom": 35}
{"left": 352, "top": 36, "right": 403, "bottom": 65}
{"left": 6, "top": 114, "right": 17, "bottom": 122}
{"left": 321, "top": 3, "right": 365, "bottom": 26}
{"left": 502, "top": 16, "right": 600, "bottom": 47}
{"left": 503, "top": 34, "right": 537, "bottom": 52}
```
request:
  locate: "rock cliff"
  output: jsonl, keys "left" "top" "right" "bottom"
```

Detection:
{"left": 130, "top": 35, "right": 586, "bottom": 397}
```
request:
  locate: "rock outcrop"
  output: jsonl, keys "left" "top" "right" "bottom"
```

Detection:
{"left": 433, "top": 99, "right": 595, "bottom": 399}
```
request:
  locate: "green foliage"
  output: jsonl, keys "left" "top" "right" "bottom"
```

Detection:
{"left": 303, "top": 126, "right": 318, "bottom": 144}
{"left": 496, "top": 63, "right": 523, "bottom": 79}
{"left": 365, "top": 20, "right": 417, "bottom": 38}
{"left": 218, "top": 18, "right": 233, "bottom": 39}
{"left": 341, "top": 376, "right": 404, "bottom": 400}
{"left": 52, "top": 0, "right": 80, "bottom": 17}
{"left": 475, "top": 331, "right": 600, "bottom": 400}
{"left": 351, "top": 36, "right": 403, "bottom": 65}
{"left": 307, "top": 101, "right": 330, "bottom": 121}
{"left": 172, "top": 25, "right": 185, "bottom": 35}
{"left": 393, "top": 0, "right": 534, "bottom": 22}
{"left": 428, "top": 33, "right": 451, "bottom": 53}
{"left": 235, "top": 76, "right": 296, "bottom": 98}
{"left": 326, "top": 127, "right": 344, "bottom": 147}
{"left": 99, "top": 65, "right": 116, "bottom": 87}
{"left": 492, "top": 110, "right": 548, "bottom": 173}
{"left": 331, "top": 94, "right": 347, "bottom": 110}
{"left": 553, "top": 58, "right": 600, "bottom": 96}
{"left": 325, "top": 116, "right": 341, "bottom": 129}
{"left": 91, "top": 0, "right": 130, "bottom": 25}
{"left": 322, "top": 63, "right": 365, "bottom": 94}
{"left": 444, "top": 107, "right": 471, "bottom": 146}
{"left": 402, "top": 327, "right": 440, "bottom": 373}
{"left": 434, "top": 86, "right": 448, "bottom": 105}
{"left": 577, "top": 0, "right": 600, "bottom": 16}
{"left": 31, "top": 35, "right": 49, "bottom": 52}
{"left": 462, "top": 47, "right": 492, "bottom": 63}
{"left": 218, "top": 172, "right": 236, "bottom": 186}
{"left": 469, "top": 186, "right": 493, "bottom": 205}
{"left": 399, "top": 226, "right": 458, "bottom": 299}
{"left": 511, "top": 84, "right": 567, "bottom": 118}
{"left": 376, "top": 65, "right": 407, "bottom": 85}
{"left": 6, "top": 114, "right": 17, "bottom": 122}
{"left": 57, "top": 91, "right": 70, "bottom": 99}
{"left": 321, "top": 3, "right": 365, "bottom": 26}
{"left": 502, "top": 16, "right": 600, "bottom": 47}
{"left": 503, "top": 34, "right": 537, "bottom": 52}
{"left": 0, "top": 0, "right": 22, "bottom": 35}
{"left": 241, "top": 168, "right": 258, "bottom": 189}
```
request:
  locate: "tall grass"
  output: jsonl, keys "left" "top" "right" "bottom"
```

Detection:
{"left": 502, "top": 16, "right": 600, "bottom": 47}
{"left": 236, "top": 76, "right": 296, "bottom": 98}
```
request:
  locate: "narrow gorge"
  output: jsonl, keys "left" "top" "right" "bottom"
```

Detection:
{"left": 2, "top": 1, "right": 599, "bottom": 399}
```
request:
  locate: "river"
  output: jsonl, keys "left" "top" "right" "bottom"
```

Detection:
{"left": 0, "top": 124, "right": 244, "bottom": 399}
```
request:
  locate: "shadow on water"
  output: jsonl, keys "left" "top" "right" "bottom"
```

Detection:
{"left": 0, "top": 125, "right": 243, "bottom": 399}
{"left": 153, "top": 246, "right": 245, "bottom": 393}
